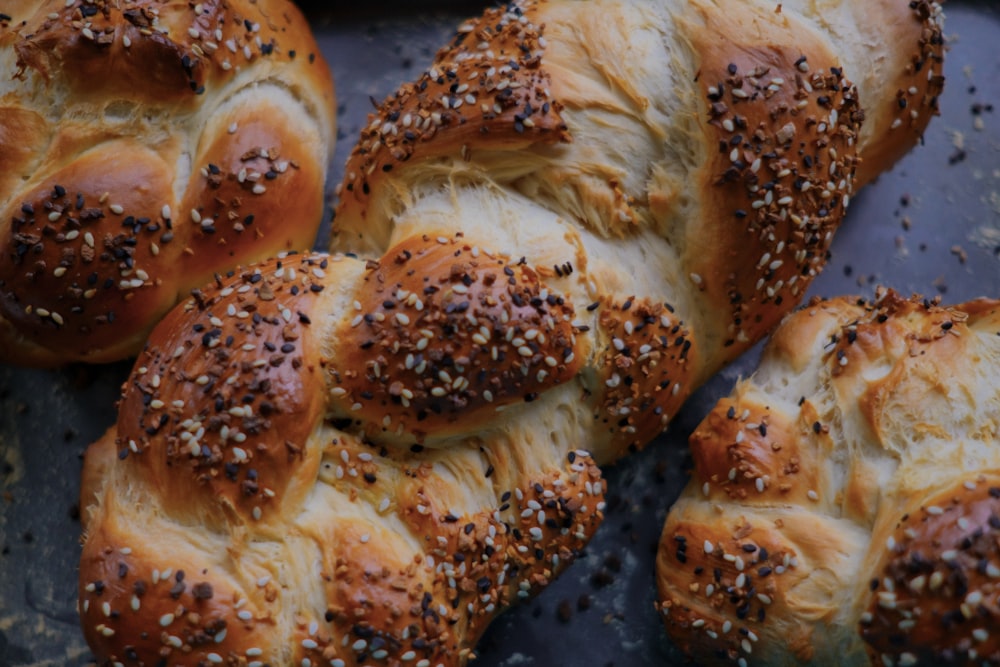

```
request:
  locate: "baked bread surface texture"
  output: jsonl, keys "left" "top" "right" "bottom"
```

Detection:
{"left": 0, "top": 0, "right": 335, "bottom": 365}
{"left": 78, "top": 0, "right": 944, "bottom": 664}
{"left": 657, "top": 290, "right": 1000, "bottom": 665}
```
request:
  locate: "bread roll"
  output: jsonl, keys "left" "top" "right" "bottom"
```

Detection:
{"left": 657, "top": 290, "right": 1000, "bottom": 665}
{"left": 0, "top": 0, "right": 335, "bottom": 365}
{"left": 78, "top": 0, "right": 943, "bottom": 663}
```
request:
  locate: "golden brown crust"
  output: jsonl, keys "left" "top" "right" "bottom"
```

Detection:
{"left": 658, "top": 512, "right": 821, "bottom": 666}
{"left": 318, "top": 452, "right": 604, "bottom": 667}
{"left": 657, "top": 290, "right": 1000, "bottom": 665}
{"left": 850, "top": 0, "right": 946, "bottom": 185}
{"left": 684, "top": 2, "right": 862, "bottom": 367}
{"left": 80, "top": 505, "right": 278, "bottom": 661}
{"left": 593, "top": 296, "right": 698, "bottom": 457}
{"left": 0, "top": 0, "right": 335, "bottom": 365}
{"left": 114, "top": 254, "right": 328, "bottom": 523}
{"left": 0, "top": 146, "right": 182, "bottom": 362}
{"left": 862, "top": 477, "right": 1000, "bottom": 666}
{"left": 690, "top": 394, "right": 823, "bottom": 508}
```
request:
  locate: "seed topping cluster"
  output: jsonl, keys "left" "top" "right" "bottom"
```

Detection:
{"left": 333, "top": 233, "right": 581, "bottom": 441}
{"left": 699, "top": 51, "right": 862, "bottom": 351}
{"left": 593, "top": 296, "right": 696, "bottom": 455}
{"left": 115, "top": 252, "right": 327, "bottom": 521}
{"left": 863, "top": 479, "right": 1000, "bottom": 666}
{"left": 335, "top": 0, "right": 568, "bottom": 217}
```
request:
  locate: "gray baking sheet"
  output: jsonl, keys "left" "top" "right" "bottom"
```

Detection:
{"left": 1, "top": 2, "right": 998, "bottom": 664}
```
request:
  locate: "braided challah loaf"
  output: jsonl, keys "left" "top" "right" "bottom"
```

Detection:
{"left": 0, "top": 0, "right": 335, "bottom": 365}
{"left": 332, "top": 0, "right": 944, "bottom": 394}
{"left": 657, "top": 290, "right": 1000, "bottom": 665}
{"left": 79, "top": 0, "right": 943, "bottom": 664}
